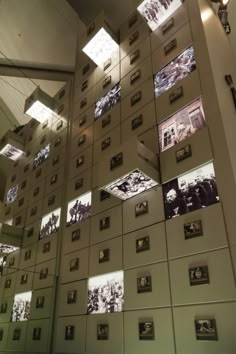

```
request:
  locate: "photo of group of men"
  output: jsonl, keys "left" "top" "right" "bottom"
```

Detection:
{"left": 11, "top": 292, "right": 32, "bottom": 322}
{"left": 67, "top": 192, "right": 92, "bottom": 226}
{"left": 163, "top": 162, "right": 219, "bottom": 219}
{"left": 33, "top": 144, "right": 50, "bottom": 170}
{"left": 39, "top": 208, "right": 61, "bottom": 240}
{"left": 95, "top": 83, "right": 121, "bottom": 119}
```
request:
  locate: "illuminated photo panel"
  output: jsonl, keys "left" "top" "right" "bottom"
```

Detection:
{"left": 0, "top": 244, "right": 19, "bottom": 254}
{"left": 66, "top": 192, "right": 92, "bottom": 227}
{"left": 95, "top": 83, "right": 121, "bottom": 120}
{"left": 158, "top": 98, "right": 206, "bottom": 152}
{"left": 154, "top": 46, "right": 196, "bottom": 97}
{"left": 163, "top": 162, "right": 219, "bottom": 219}
{"left": 137, "top": 0, "right": 182, "bottom": 31}
{"left": 83, "top": 28, "right": 119, "bottom": 66}
{"left": 6, "top": 185, "right": 18, "bottom": 204}
{"left": 87, "top": 271, "right": 124, "bottom": 314}
{"left": 102, "top": 169, "right": 158, "bottom": 200}
{"left": 33, "top": 143, "right": 50, "bottom": 170}
{"left": 11, "top": 291, "right": 32, "bottom": 322}
{"left": 39, "top": 207, "right": 61, "bottom": 240}
{"left": 0, "top": 144, "right": 24, "bottom": 161}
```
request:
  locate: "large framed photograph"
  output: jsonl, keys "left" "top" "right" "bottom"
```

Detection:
{"left": 158, "top": 98, "right": 206, "bottom": 152}
{"left": 39, "top": 208, "right": 61, "bottom": 240}
{"left": 67, "top": 290, "right": 77, "bottom": 304}
{"left": 66, "top": 192, "right": 92, "bottom": 227}
{"left": 99, "top": 249, "right": 110, "bottom": 263}
{"left": 95, "top": 83, "right": 121, "bottom": 120}
{"left": 135, "top": 201, "right": 149, "bottom": 217}
{"left": 65, "top": 325, "right": 74, "bottom": 340}
{"left": 11, "top": 291, "right": 32, "bottom": 322}
{"left": 137, "top": 275, "right": 152, "bottom": 293}
{"left": 6, "top": 185, "right": 18, "bottom": 204}
{"left": 163, "top": 162, "right": 219, "bottom": 219}
{"left": 139, "top": 321, "right": 154, "bottom": 340}
{"left": 136, "top": 236, "right": 150, "bottom": 253}
{"left": 184, "top": 220, "right": 203, "bottom": 240}
{"left": 137, "top": 0, "right": 182, "bottom": 32}
{"left": 87, "top": 271, "right": 124, "bottom": 314}
{"left": 189, "top": 265, "right": 209, "bottom": 286}
{"left": 154, "top": 46, "right": 196, "bottom": 97}
{"left": 195, "top": 319, "right": 218, "bottom": 341}
{"left": 33, "top": 144, "right": 50, "bottom": 170}
{"left": 97, "top": 324, "right": 109, "bottom": 340}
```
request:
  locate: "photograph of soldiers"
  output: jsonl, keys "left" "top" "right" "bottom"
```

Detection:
{"left": 195, "top": 319, "right": 218, "bottom": 340}
{"left": 11, "top": 291, "right": 32, "bottom": 322}
{"left": 33, "top": 144, "right": 50, "bottom": 170}
{"left": 87, "top": 271, "right": 124, "bottom": 314}
{"left": 138, "top": 0, "right": 182, "bottom": 31}
{"left": 6, "top": 184, "right": 18, "bottom": 204}
{"left": 67, "top": 192, "right": 92, "bottom": 226}
{"left": 39, "top": 208, "right": 61, "bottom": 240}
{"left": 154, "top": 46, "right": 196, "bottom": 97}
{"left": 95, "top": 83, "right": 121, "bottom": 119}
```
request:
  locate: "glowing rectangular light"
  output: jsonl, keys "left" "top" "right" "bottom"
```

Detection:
{"left": 39, "top": 207, "right": 61, "bottom": 240}
{"left": 24, "top": 87, "right": 54, "bottom": 123}
{"left": 0, "top": 243, "right": 19, "bottom": 254}
{"left": 102, "top": 169, "right": 158, "bottom": 200}
{"left": 11, "top": 291, "right": 32, "bottom": 322}
{"left": 137, "top": 0, "right": 182, "bottom": 31}
{"left": 87, "top": 271, "right": 124, "bottom": 314}
{"left": 0, "top": 144, "right": 24, "bottom": 160}
{"left": 66, "top": 192, "right": 92, "bottom": 227}
{"left": 82, "top": 27, "right": 119, "bottom": 66}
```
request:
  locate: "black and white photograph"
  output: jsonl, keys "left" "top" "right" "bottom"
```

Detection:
{"left": 0, "top": 143, "right": 24, "bottom": 161}
{"left": 154, "top": 46, "right": 196, "bottom": 97}
{"left": 137, "top": 0, "right": 182, "bottom": 31}
{"left": 39, "top": 267, "right": 48, "bottom": 280}
{"left": 87, "top": 271, "right": 124, "bottom": 314}
{"left": 103, "top": 169, "right": 158, "bottom": 200}
{"left": 5, "top": 279, "right": 11, "bottom": 288}
{"left": 70, "top": 257, "right": 80, "bottom": 272}
{"left": 110, "top": 152, "right": 123, "bottom": 171}
{"left": 95, "top": 83, "right": 121, "bottom": 120}
{"left": 50, "top": 174, "right": 57, "bottom": 185}
{"left": 43, "top": 242, "right": 51, "bottom": 253}
{"left": 75, "top": 178, "right": 83, "bottom": 190}
{"left": 137, "top": 275, "right": 152, "bottom": 293}
{"left": 195, "top": 319, "right": 218, "bottom": 341}
{"left": 131, "top": 90, "right": 142, "bottom": 106}
{"left": 139, "top": 321, "right": 155, "bottom": 340}
{"left": 6, "top": 184, "right": 18, "bottom": 204}
{"left": 76, "top": 155, "right": 84, "bottom": 167}
{"left": 0, "top": 243, "right": 18, "bottom": 254}
{"left": 189, "top": 265, "right": 209, "bottom": 286}
{"left": 9, "top": 257, "right": 15, "bottom": 267}
{"left": 11, "top": 291, "right": 32, "bottom": 322}
{"left": 158, "top": 98, "right": 206, "bottom": 152}
{"left": 101, "top": 137, "right": 111, "bottom": 151}
{"left": 66, "top": 192, "right": 92, "bottom": 226}
{"left": 132, "top": 114, "right": 143, "bottom": 130}
{"left": 169, "top": 86, "right": 183, "bottom": 103}
{"left": 0, "top": 303, "right": 7, "bottom": 314}
{"left": 32, "top": 327, "right": 41, "bottom": 340}
{"left": 0, "top": 329, "right": 3, "bottom": 341}
{"left": 20, "top": 273, "right": 28, "bottom": 285}
{"left": 99, "top": 249, "right": 110, "bottom": 263}
{"left": 24, "top": 250, "right": 31, "bottom": 261}
{"left": 33, "top": 143, "right": 50, "bottom": 170}
{"left": 39, "top": 208, "right": 61, "bottom": 240}
{"left": 65, "top": 325, "right": 74, "bottom": 340}
{"left": 13, "top": 328, "right": 21, "bottom": 340}
{"left": 136, "top": 236, "right": 150, "bottom": 253}
{"left": 67, "top": 290, "right": 77, "bottom": 304}
{"left": 184, "top": 220, "right": 203, "bottom": 239}
{"left": 175, "top": 144, "right": 192, "bottom": 163}
{"left": 71, "top": 229, "right": 80, "bottom": 242}
{"left": 135, "top": 200, "right": 149, "bottom": 217}
{"left": 97, "top": 324, "right": 109, "bottom": 340}
{"left": 36, "top": 296, "right": 44, "bottom": 308}
{"left": 100, "top": 217, "right": 110, "bottom": 231}
{"left": 163, "top": 162, "right": 219, "bottom": 219}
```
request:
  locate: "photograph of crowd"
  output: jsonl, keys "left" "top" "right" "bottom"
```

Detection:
{"left": 137, "top": 0, "right": 182, "bottom": 31}
{"left": 103, "top": 169, "right": 158, "bottom": 200}
{"left": 0, "top": 144, "right": 24, "bottom": 161}
{"left": 195, "top": 319, "right": 218, "bottom": 341}
{"left": 11, "top": 291, "right": 32, "bottom": 322}
{"left": 158, "top": 98, "right": 206, "bottom": 152}
{"left": 0, "top": 243, "right": 18, "bottom": 254}
{"left": 95, "top": 83, "right": 121, "bottom": 119}
{"left": 66, "top": 192, "right": 92, "bottom": 226}
{"left": 163, "top": 162, "right": 219, "bottom": 219}
{"left": 6, "top": 184, "right": 18, "bottom": 204}
{"left": 39, "top": 208, "right": 61, "bottom": 240}
{"left": 87, "top": 271, "right": 124, "bottom": 314}
{"left": 33, "top": 144, "right": 50, "bottom": 170}
{"left": 154, "top": 46, "right": 196, "bottom": 97}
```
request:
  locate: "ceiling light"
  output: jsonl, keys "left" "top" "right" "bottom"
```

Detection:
{"left": 0, "top": 131, "right": 24, "bottom": 160}
{"left": 24, "top": 87, "right": 54, "bottom": 123}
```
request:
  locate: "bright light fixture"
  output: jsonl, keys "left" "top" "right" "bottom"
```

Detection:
{"left": 137, "top": 0, "right": 182, "bottom": 32}
{"left": 24, "top": 87, "right": 54, "bottom": 123}
{"left": 82, "top": 27, "right": 119, "bottom": 66}
{"left": 0, "top": 144, "right": 24, "bottom": 160}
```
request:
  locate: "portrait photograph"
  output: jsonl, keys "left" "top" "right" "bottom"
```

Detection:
{"left": 136, "top": 236, "right": 150, "bottom": 253}
{"left": 184, "top": 220, "right": 203, "bottom": 239}
{"left": 195, "top": 319, "right": 218, "bottom": 341}
{"left": 71, "top": 229, "right": 81, "bottom": 242}
{"left": 137, "top": 275, "right": 152, "bottom": 293}
{"left": 99, "top": 249, "right": 110, "bottom": 263}
{"left": 189, "top": 265, "right": 209, "bottom": 286}
{"left": 43, "top": 242, "right": 51, "bottom": 254}
{"left": 6, "top": 184, "right": 18, "bottom": 204}
{"left": 135, "top": 200, "right": 149, "bottom": 217}
{"left": 67, "top": 290, "right": 77, "bottom": 304}
{"left": 70, "top": 257, "right": 80, "bottom": 272}
{"left": 20, "top": 273, "right": 28, "bottom": 285}
{"left": 36, "top": 296, "right": 44, "bottom": 309}
{"left": 65, "top": 325, "right": 74, "bottom": 340}
{"left": 97, "top": 324, "right": 109, "bottom": 340}
{"left": 32, "top": 327, "right": 41, "bottom": 340}
{"left": 39, "top": 268, "right": 48, "bottom": 280}
{"left": 139, "top": 321, "right": 154, "bottom": 340}
{"left": 99, "top": 217, "right": 110, "bottom": 231}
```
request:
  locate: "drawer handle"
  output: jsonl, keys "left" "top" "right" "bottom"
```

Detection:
{"left": 50, "top": 175, "right": 58, "bottom": 185}
{"left": 72, "top": 229, "right": 80, "bottom": 242}
{"left": 104, "top": 58, "right": 112, "bottom": 71}
{"left": 129, "top": 30, "right": 139, "bottom": 46}
{"left": 33, "top": 187, "right": 40, "bottom": 196}
{"left": 80, "top": 97, "right": 87, "bottom": 109}
{"left": 103, "top": 75, "right": 112, "bottom": 89}
{"left": 131, "top": 90, "right": 142, "bottom": 106}
{"left": 162, "top": 17, "right": 175, "bottom": 35}
{"left": 130, "top": 49, "right": 140, "bottom": 65}
{"left": 31, "top": 206, "right": 37, "bottom": 216}
{"left": 110, "top": 152, "right": 123, "bottom": 170}
{"left": 176, "top": 144, "right": 192, "bottom": 163}
{"left": 81, "top": 80, "right": 88, "bottom": 92}
{"left": 59, "top": 89, "right": 65, "bottom": 100}
{"left": 57, "top": 104, "right": 64, "bottom": 115}
{"left": 132, "top": 114, "right": 143, "bottom": 130}
{"left": 54, "top": 137, "right": 62, "bottom": 147}
{"left": 75, "top": 178, "right": 83, "bottom": 190}
{"left": 130, "top": 69, "right": 141, "bottom": 85}
{"left": 128, "top": 14, "right": 138, "bottom": 28}
{"left": 164, "top": 38, "right": 177, "bottom": 56}
{"left": 56, "top": 120, "right": 63, "bottom": 131}
{"left": 169, "top": 86, "right": 183, "bottom": 104}
{"left": 76, "top": 156, "right": 84, "bottom": 167}
{"left": 79, "top": 115, "right": 86, "bottom": 127}
{"left": 82, "top": 63, "right": 90, "bottom": 76}
{"left": 78, "top": 134, "right": 86, "bottom": 146}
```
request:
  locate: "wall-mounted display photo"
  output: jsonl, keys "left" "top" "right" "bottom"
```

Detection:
{"left": 135, "top": 200, "right": 149, "bottom": 217}
{"left": 11, "top": 291, "right": 32, "bottom": 322}
{"left": 0, "top": 144, "right": 24, "bottom": 161}
{"left": 36, "top": 296, "right": 44, "bottom": 309}
{"left": 97, "top": 324, "right": 109, "bottom": 340}
{"left": 0, "top": 329, "right": 3, "bottom": 341}
{"left": 66, "top": 192, "right": 92, "bottom": 226}
{"left": 33, "top": 143, "right": 50, "bottom": 170}
{"left": 71, "top": 229, "right": 80, "bottom": 242}
{"left": 99, "top": 249, "right": 110, "bottom": 263}
{"left": 137, "top": 275, "right": 152, "bottom": 293}
{"left": 67, "top": 290, "right": 77, "bottom": 304}
{"left": 32, "top": 327, "right": 41, "bottom": 340}
{"left": 0, "top": 243, "right": 19, "bottom": 254}
{"left": 136, "top": 236, "right": 150, "bottom": 253}
{"left": 137, "top": 0, "right": 182, "bottom": 31}
{"left": 6, "top": 185, "right": 18, "bottom": 204}
{"left": 175, "top": 144, "right": 192, "bottom": 163}
{"left": 65, "top": 325, "right": 74, "bottom": 340}
{"left": 184, "top": 220, "right": 203, "bottom": 240}
{"left": 154, "top": 46, "right": 196, "bottom": 97}
{"left": 102, "top": 169, "right": 158, "bottom": 200}
{"left": 189, "top": 265, "right": 209, "bottom": 286}
{"left": 139, "top": 321, "right": 154, "bottom": 340}
{"left": 13, "top": 328, "right": 21, "bottom": 340}
{"left": 158, "top": 98, "right": 206, "bottom": 152}
{"left": 195, "top": 319, "right": 218, "bottom": 341}
{"left": 39, "top": 267, "right": 48, "bottom": 280}
{"left": 95, "top": 83, "right": 121, "bottom": 120}
{"left": 163, "top": 162, "right": 219, "bottom": 219}
{"left": 70, "top": 257, "right": 80, "bottom": 272}
{"left": 39, "top": 207, "right": 61, "bottom": 240}
{"left": 100, "top": 217, "right": 110, "bottom": 231}
{"left": 87, "top": 271, "right": 124, "bottom": 314}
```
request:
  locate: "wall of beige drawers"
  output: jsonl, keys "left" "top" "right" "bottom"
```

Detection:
{"left": 0, "top": 0, "right": 236, "bottom": 353}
